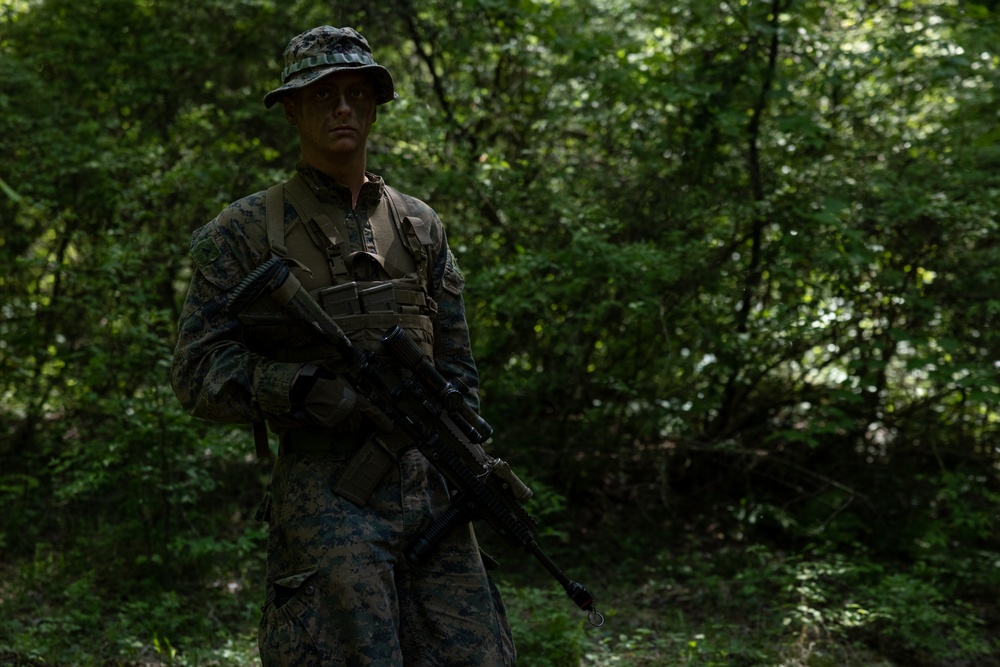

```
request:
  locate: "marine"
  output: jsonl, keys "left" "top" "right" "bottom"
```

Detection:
{"left": 171, "top": 25, "right": 515, "bottom": 667}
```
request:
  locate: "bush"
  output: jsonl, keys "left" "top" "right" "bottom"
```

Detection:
{"left": 503, "top": 585, "right": 590, "bottom": 667}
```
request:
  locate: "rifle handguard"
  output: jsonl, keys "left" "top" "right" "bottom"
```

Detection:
{"left": 489, "top": 459, "right": 533, "bottom": 503}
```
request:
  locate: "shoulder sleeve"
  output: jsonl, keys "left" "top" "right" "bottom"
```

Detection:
{"left": 170, "top": 193, "right": 300, "bottom": 423}
{"left": 433, "top": 244, "right": 481, "bottom": 413}
{"left": 394, "top": 192, "right": 482, "bottom": 413}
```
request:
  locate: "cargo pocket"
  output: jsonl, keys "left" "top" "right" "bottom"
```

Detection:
{"left": 258, "top": 568, "right": 324, "bottom": 667}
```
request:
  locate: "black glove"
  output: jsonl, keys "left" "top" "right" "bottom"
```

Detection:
{"left": 291, "top": 365, "right": 393, "bottom": 432}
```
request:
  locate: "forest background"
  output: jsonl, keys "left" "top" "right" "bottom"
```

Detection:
{"left": 1, "top": 0, "right": 999, "bottom": 665}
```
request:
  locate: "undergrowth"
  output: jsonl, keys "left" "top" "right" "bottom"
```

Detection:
{"left": 3, "top": 522, "right": 996, "bottom": 667}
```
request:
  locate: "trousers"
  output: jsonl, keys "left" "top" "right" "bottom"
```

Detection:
{"left": 257, "top": 445, "right": 516, "bottom": 666}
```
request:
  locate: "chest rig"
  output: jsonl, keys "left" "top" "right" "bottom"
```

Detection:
{"left": 241, "top": 173, "right": 438, "bottom": 367}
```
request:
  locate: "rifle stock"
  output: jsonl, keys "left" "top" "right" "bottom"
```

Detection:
{"left": 229, "top": 257, "right": 604, "bottom": 626}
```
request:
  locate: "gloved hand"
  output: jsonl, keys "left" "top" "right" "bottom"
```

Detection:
{"left": 290, "top": 365, "right": 393, "bottom": 432}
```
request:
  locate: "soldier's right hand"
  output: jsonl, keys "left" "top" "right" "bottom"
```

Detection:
{"left": 291, "top": 365, "right": 392, "bottom": 432}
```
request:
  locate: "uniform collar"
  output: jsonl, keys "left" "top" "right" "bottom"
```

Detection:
{"left": 296, "top": 162, "right": 385, "bottom": 209}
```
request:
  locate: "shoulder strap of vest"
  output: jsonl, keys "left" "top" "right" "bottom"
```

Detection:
{"left": 284, "top": 172, "right": 329, "bottom": 222}
{"left": 384, "top": 185, "right": 434, "bottom": 247}
{"left": 281, "top": 174, "right": 353, "bottom": 281}
{"left": 267, "top": 174, "right": 348, "bottom": 265}
{"left": 383, "top": 185, "right": 436, "bottom": 294}
{"left": 265, "top": 183, "right": 288, "bottom": 257}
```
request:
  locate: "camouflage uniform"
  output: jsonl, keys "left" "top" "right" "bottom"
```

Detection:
{"left": 171, "top": 165, "right": 479, "bottom": 423}
{"left": 171, "top": 25, "right": 515, "bottom": 667}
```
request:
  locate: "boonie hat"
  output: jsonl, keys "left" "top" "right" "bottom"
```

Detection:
{"left": 263, "top": 26, "right": 397, "bottom": 108}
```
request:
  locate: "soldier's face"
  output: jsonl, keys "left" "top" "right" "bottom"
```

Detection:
{"left": 283, "top": 71, "right": 377, "bottom": 161}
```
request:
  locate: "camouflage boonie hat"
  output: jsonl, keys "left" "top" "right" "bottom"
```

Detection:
{"left": 264, "top": 26, "right": 397, "bottom": 108}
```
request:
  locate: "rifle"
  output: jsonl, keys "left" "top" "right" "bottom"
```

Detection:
{"left": 229, "top": 256, "right": 604, "bottom": 627}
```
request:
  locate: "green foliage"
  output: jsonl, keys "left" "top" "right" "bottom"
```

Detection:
{"left": 504, "top": 585, "right": 589, "bottom": 667}
{"left": 0, "top": 521, "right": 264, "bottom": 666}
{"left": 578, "top": 540, "right": 998, "bottom": 666}
{"left": 2, "top": 0, "right": 999, "bottom": 664}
